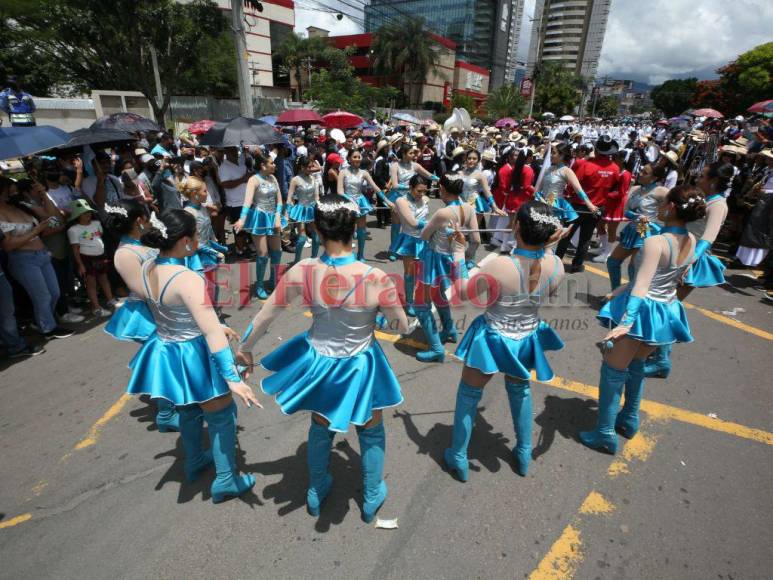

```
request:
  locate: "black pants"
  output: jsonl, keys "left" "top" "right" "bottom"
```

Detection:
{"left": 556, "top": 204, "right": 600, "bottom": 267}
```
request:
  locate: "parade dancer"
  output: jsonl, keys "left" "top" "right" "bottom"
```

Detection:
{"left": 606, "top": 164, "right": 668, "bottom": 290}
{"left": 235, "top": 154, "right": 284, "bottom": 300}
{"left": 385, "top": 144, "right": 436, "bottom": 261}
{"left": 593, "top": 151, "right": 632, "bottom": 263}
{"left": 459, "top": 149, "right": 503, "bottom": 268}
{"left": 414, "top": 174, "right": 479, "bottom": 362}
{"left": 236, "top": 194, "right": 408, "bottom": 522}
{"left": 104, "top": 200, "right": 178, "bottom": 433}
{"left": 583, "top": 186, "right": 704, "bottom": 454}
{"left": 646, "top": 162, "right": 733, "bottom": 378}
{"left": 448, "top": 201, "right": 565, "bottom": 479}
{"left": 337, "top": 149, "right": 383, "bottom": 261}
{"left": 287, "top": 156, "right": 321, "bottom": 263}
{"left": 127, "top": 209, "right": 260, "bottom": 502}
{"left": 536, "top": 144, "right": 598, "bottom": 225}
{"left": 392, "top": 175, "right": 429, "bottom": 316}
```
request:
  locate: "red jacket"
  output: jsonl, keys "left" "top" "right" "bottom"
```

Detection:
{"left": 506, "top": 164, "right": 535, "bottom": 213}
{"left": 493, "top": 162, "right": 513, "bottom": 208}
{"left": 569, "top": 156, "right": 620, "bottom": 207}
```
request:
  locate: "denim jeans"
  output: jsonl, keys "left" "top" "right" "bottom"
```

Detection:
{"left": 0, "top": 271, "right": 26, "bottom": 353}
{"left": 7, "top": 250, "right": 60, "bottom": 333}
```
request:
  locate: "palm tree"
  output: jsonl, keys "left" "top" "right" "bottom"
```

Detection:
{"left": 486, "top": 85, "right": 526, "bottom": 119}
{"left": 276, "top": 33, "right": 329, "bottom": 101}
{"left": 372, "top": 17, "right": 443, "bottom": 106}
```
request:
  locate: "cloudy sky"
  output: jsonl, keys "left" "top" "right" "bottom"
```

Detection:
{"left": 294, "top": 0, "right": 773, "bottom": 86}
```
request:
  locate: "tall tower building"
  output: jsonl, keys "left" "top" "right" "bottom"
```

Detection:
{"left": 526, "top": 0, "right": 611, "bottom": 80}
{"left": 504, "top": 0, "right": 525, "bottom": 85}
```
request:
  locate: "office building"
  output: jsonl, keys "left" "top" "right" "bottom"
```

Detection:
{"left": 526, "top": 0, "right": 611, "bottom": 80}
{"left": 504, "top": 0, "right": 526, "bottom": 85}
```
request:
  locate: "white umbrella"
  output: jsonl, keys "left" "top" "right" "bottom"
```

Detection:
{"left": 560, "top": 115, "right": 575, "bottom": 121}
{"left": 542, "top": 112, "right": 555, "bottom": 118}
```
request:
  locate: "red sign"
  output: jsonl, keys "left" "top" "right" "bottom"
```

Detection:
{"left": 443, "top": 82, "right": 452, "bottom": 107}
{"left": 520, "top": 78, "right": 533, "bottom": 97}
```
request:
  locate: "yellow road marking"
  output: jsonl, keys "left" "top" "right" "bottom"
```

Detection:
{"left": 582, "top": 264, "right": 772, "bottom": 341}
{"left": 74, "top": 394, "right": 133, "bottom": 450}
{"left": 539, "top": 374, "right": 773, "bottom": 446}
{"left": 0, "top": 514, "right": 32, "bottom": 529}
{"left": 529, "top": 524, "right": 583, "bottom": 580}
{"left": 608, "top": 432, "right": 658, "bottom": 477}
{"left": 579, "top": 492, "right": 616, "bottom": 515}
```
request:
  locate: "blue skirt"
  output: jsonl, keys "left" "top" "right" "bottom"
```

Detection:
{"left": 455, "top": 315, "right": 564, "bottom": 380}
{"left": 387, "top": 187, "right": 408, "bottom": 204}
{"left": 260, "top": 332, "right": 403, "bottom": 433}
{"left": 419, "top": 246, "right": 468, "bottom": 289}
{"left": 474, "top": 195, "right": 493, "bottom": 214}
{"left": 683, "top": 252, "right": 726, "bottom": 287}
{"left": 288, "top": 203, "right": 315, "bottom": 224}
{"left": 104, "top": 299, "right": 156, "bottom": 342}
{"left": 185, "top": 242, "right": 224, "bottom": 273}
{"left": 347, "top": 195, "right": 374, "bottom": 217}
{"left": 127, "top": 334, "right": 231, "bottom": 405}
{"left": 243, "top": 207, "right": 286, "bottom": 236}
{"left": 392, "top": 233, "right": 426, "bottom": 258}
{"left": 619, "top": 221, "right": 662, "bottom": 249}
{"left": 598, "top": 293, "right": 693, "bottom": 346}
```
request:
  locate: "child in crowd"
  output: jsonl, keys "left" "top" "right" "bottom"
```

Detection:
{"left": 67, "top": 199, "right": 116, "bottom": 317}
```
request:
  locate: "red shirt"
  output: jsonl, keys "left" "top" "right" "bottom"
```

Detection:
{"left": 569, "top": 156, "right": 621, "bottom": 206}
{"left": 506, "top": 164, "right": 535, "bottom": 213}
{"left": 610, "top": 169, "right": 631, "bottom": 200}
{"left": 493, "top": 162, "right": 513, "bottom": 208}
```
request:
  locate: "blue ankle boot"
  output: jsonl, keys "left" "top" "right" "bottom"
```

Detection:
{"left": 389, "top": 224, "right": 400, "bottom": 261}
{"left": 306, "top": 420, "right": 335, "bottom": 516}
{"left": 268, "top": 249, "right": 282, "bottom": 289}
{"left": 358, "top": 422, "right": 387, "bottom": 523}
{"left": 294, "top": 235, "right": 307, "bottom": 264}
{"left": 255, "top": 255, "right": 268, "bottom": 299}
{"left": 404, "top": 274, "right": 415, "bottom": 317}
{"left": 616, "top": 358, "right": 646, "bottom": 439}
{"left": 579, "top": 362, "right": 628, "bottom": 454}
{"left": 414, "top": 305, "right": 444, "bottom": 362}
{"left": 178, "top": 405, "right": 213, "bottom": 482}
{"left": 155, "top": 398, "right": 179, "bottom": 432}
{"left": 356, "top": 228, "right": 367, "bottom": 261}
{"left": 606, "top": 256, "right": 623, "bottom": 290}
{"left": 444, "top": 381, "right": 483, "bottom": 482}
{"left": 204, "top": 402, "right": 255, "bottom": 503}
{"left": 644, "top": 344, "right": 672, "bottom": 378}
{"left": 310, "top": 231, "right": 320, "bottom": 258}
{"left": 437, "top": 304, "right": 458, "bottom": 344}
{"left": 505, "top": 379, "right": 532, "bottom": 476}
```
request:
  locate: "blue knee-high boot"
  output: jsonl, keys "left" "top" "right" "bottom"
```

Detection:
{"left": 255, "top": 255, "right": 269, "bottom": 299}
{"left": 437, "top": 304, "right": 458, "bottom": 344}
{"left": 404, "top": 274, "right": 415, "bottom": 317}
{"left": 268, "top": 249, "right": 282, "bottom": 289}
{"left": 579, "top": 362, "right": 628, "bottom": 454}
{"left": 294, "top": 235, "right": 307, "bottom": 264}
{"left": 607, "top": 256, "right": 623, "bottom": 290}
{"left": 616, "top": 358, "right": 646, "bottom": 439}
{"left": 204, "top": 402, "right": 255, "bottom": 503}
{"left": 444, "top": 381, "right": 483, "bottom": 482}
{"left": 505, "top": 380, "right": 532, "bottom": 476}
{"left": 356, "top": 228, "right": 368, "bottom": 261}
{"left": 307, "top": 420, "right": 335, "bottom": 516}
{"left": 389, "top": 224, "right": 400, "bottom": 261}
{"left": 414, "top": 304, "right": 444, "bottom": 362}
{"left": 357, "top": 422, "right": 387, "bottom": 523}
{"left": 310, "top": 231, "right": 320, "bottom": 258}
{"left": 178, "top": 405, "right": 213, "bottom": 482}
{"left": 155, "top": 398, "right": 179, "bottom": 432}
{"left": 627, "top": 259, "right": 636, "bottom": 284}
{"left": 644, "top": 343, "right": 672, "bottom": 378}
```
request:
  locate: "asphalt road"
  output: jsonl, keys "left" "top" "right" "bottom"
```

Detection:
{"left": 1, "top": 203, "right": 772, "bottom": 580}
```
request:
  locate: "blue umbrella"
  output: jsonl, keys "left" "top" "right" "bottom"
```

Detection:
{"left": 259, "top": 115, "right": 277, "bottom": 126}
{"left": 0, "top": 126, "right": 70, "bottom": 160}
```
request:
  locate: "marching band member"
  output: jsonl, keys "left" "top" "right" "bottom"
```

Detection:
{"left": 287, "top": 155, "right": 321, "bottom": 263}
{"left": 392, "top": 174, "right": 430, "bottom": 316}
{"left": 338, "top": 149, "right": 382, "bottom": 261}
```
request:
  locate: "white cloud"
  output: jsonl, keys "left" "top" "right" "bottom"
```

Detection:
{"left": 294, "top": 7, "right": 362, "bottom": 37}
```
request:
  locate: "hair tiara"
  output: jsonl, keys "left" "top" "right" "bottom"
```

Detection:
{"left": 317, "top": 199, "right": 359, "bottom": 214}
{"left": 529, "top": 207, "right": 561, "bottom": 229}
{"left": 104, "top": 204, "right": 128, "bottom": 217}
{"left": 149, "top": 212, "right": 168, "bottom": 239}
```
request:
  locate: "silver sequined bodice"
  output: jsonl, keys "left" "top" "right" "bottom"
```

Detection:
{"left": 308, "top": 305, "right": 377, "bottom": 357}
{"left": 294, "top": 176, "right": 317, "bottom": 206}
{"left": 628, "top": 185, "right": 660, "bottom": 221}
{"left": 252, "top": 176, "right": 279, "bottom": 212}
{"left": 343, "top": 169, "right": 366, "bottom": 200}
{"left": 120, "top": 244, "right": 157, "bottom": 301}
{"left": 429, "top": 205, "right": 465, "bottom": 255}
{"left": 461, "top": 171, "right": 481, "bottom": 202}
{"left": 396, "top": 162, "right": 415, "bottom": 188}
{"left": 634, "top": 239, "right": 691, "bottom": 303}
{"left": 401, "top": 196, "right": 429, "bottom": 238}
{"left": 542, "top": 166, "right": 569, "bottom": 200}
{"left": 189, "top": 205, "right": 215, "bottom": 244}
{"left": 142, "top": 261, "right": 202, "bottom": 342}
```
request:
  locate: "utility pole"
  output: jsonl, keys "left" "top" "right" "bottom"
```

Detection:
{"left": 149, "top": 46, "right": 165, "bottom": 126}
{"left": 231, "top": 0, "right": 255, "bottom": 117}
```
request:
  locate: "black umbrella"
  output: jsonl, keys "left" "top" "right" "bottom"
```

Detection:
{"left": 198, "top": 116, "right": 285, "bottom": 147}
{"left": 90, "top": 112, "right": 160, "bottom": 133}
{"left": 56, "top": 128, "right": 135, "bottom": 151}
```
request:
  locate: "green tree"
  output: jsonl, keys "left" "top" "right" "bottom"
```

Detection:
{"left": 595, "top": 96, "right": 619, "bottom": 119}
{"left": 533, "top": 62, "right": 584, "bottom": 115}
{"left": 276, "top": 33, "right": 330, "bottom": 102}
{"left": 451, "top": 94, "right": 477, "bottom": 115}
{"left": 372, "top": 17, "right": 443, "bottom": 106}
{"left": 486, "top": 85, "right": 526, "bottom": 119}
{"left": 735, "top": 42, "right": 773, "bottom": 103}
{"left": 650, "top": 78, "right": 698, "bottom": 117}
{"left": 5, "top": 0, "right": 232, "bottom": 121}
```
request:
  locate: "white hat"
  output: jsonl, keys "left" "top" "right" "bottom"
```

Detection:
{"left": 735, "top": 115, "right": 745, "bottom": 122}
{"left": 330, "top": 128, "right": 346, "bottom": 144}
{"left": 140, "top": 154, "right": 155, "bottom": 164}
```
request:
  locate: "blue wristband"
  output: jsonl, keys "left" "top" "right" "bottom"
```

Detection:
{"left": 375, "top": 313, "right": 388, "bottom": 330}
{"left": 430, "top": 174, "right": 440, "bottom": 182}
{"left": 694, "top": 239, "right": 711, "bottom": 259}
{"left": 577, "top": 190, "right": 590, "bottom": 202}
{"left": 276, "top": 204, "right": 284, "bottom": 214}
{"left": 622, "top": 295, "right": 644, "bottom": 327}
{"left": 240, "top": 322, "right": 254, "bottom": 345}
{"left": 376, "top": 190, "right": 388, "bottom": 203}
{"left": 418, "top": 219, "right": 426, "bottom": 230}
{"left": 239, "top": 207, "right": 250, "bottom": 220}
{"left": 211, "top": 346, "right": 241, "bottom": 382}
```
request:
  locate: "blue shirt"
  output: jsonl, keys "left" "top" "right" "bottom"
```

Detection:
{"left": 150, "top": 144, "right": 173, "bottom": 158}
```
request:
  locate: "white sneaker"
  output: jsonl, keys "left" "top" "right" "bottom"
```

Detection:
{"left": 68, "top": 305, "right": 84, "bottom": 314}
{"left": 93, "top": 308, "right": 112, "bottom": 318}
{"left": 591, "top": 252, "right": 610, "bottom": 263}
{"left": 60, "top": 312, "right": 85, "bottom": 323}
{"left": 108, "top": 298, "right": 124, "bottom": 308}
{"left": 304, "top": 238, "right": 312, "bottom": 248}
